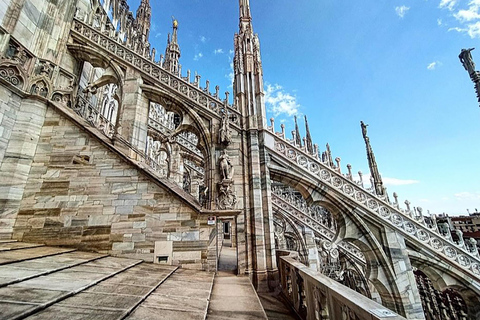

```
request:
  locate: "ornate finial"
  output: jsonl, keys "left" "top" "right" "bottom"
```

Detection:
{"left": 360, "top": 121, "right": 368, "bottom": 140}
{"left": 304, "top": 115, "right": 313, "bottom": 154}
{"left": 294, "top": 116, "right": 302, "bottom": 147}
{"left": 360, "top": 121, "right": 384, "bottom": 196}
{"left": 459, "top": 48, "right": 480, "bottom": 107}
{"left": 459, "top": 48, "right": 476, "bottom": 75}
{"left": 172, "top": 16, "right": 178, "bottom": 28}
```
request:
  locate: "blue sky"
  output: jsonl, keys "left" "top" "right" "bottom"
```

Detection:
{"left": 127, "top": 0, "right": 480, "bottom": 215}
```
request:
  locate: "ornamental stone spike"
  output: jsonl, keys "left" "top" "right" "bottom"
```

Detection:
{"left": 294, "top": 116, "right": 302, "bottom": 147}
{"left": 358, "top": 171, "right": 363, "bottom": 187}
{"left": 304, "top": 115, "right": 313, "bottom": 154}
{"left": 347, "top": 164, "right": 352, "bottom": 181}
{"left": 405, "top": 200, "right": 411, "bottom": 212}
{"left": 360, "top": 121, "right": 385, "bottom": 196}
{"left": 459, "top": 48, "right": 480, "bottom": 107}
{"left": 393, "top": 192, "right": 399, "bottom": 207}
{"left": 335, "top": 157, "right": 341, "bottom": 173}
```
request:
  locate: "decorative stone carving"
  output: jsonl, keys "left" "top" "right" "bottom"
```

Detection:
{"left": 459, "top": 48, "right": 476, "bottom": 76}
{"left": 459, "top": 48, "right": 480, "bottom": 107}
{"left": 219, "top": 150, "right": 234, "bottom": 180}
{"left": 0, "top": 66, "right": 24, "bottom": 89}
{"left": 216, "top": 180, "right": 237, "bottom": 210}
{"left": 219, "top": 112, "right": 232, "bottom": 145}
{"left": 51, "top": 92, "right": 72, "bottom": 107}
{"left": 30, "top": 80, "right": 49, "bottom": 97}
{"left": 216, "top": 151, "right": 236, "bottom": 209}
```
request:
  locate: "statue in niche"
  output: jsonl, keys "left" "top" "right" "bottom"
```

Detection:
{"left": 216, "top": 150, "right": 236, "bottom": 209}
{"left": 218, "top": 150, "right": 234, "bottom": 180}
{"left": 219, "top": 112, "right": 231, "bottom": 145}
{"left": 459, "top": 48, "right": 476, "bottom": 75}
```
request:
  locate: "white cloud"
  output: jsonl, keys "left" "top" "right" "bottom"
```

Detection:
{"left": 439, "top": 0, "right": 457, "bottom": 11}
{"left": 214, "top": 48, "right": 224, "bottom": 55}
{"left": 226, "top": 50, "right": 235, "bottom": 88}
{"left": 437, "top": 19, "right": 443, "bottom": 26}
{"left": 265, "top": 83, "right": 300, "bottom": 117}
{"left": 448, "top": 26, "right": 466, "bottom": 33}
{"left": 200, "top": 36, "right": 207, "bottom": 43}
{"left": 427, "top": 62, "right": 437, "bottom": 70}
{"left": 383, "top": 177, "right": 420, "bottom": 186}
{"left": 155, "top": 33, "right": 162, "bottom": 38}
{"left": 194, "top": 52, "right": 203, "bottom": 61}
{"left": 427, "top": 61, "right": 442, "bottom": 70}
{"left": 454, "top": 8, "right": 480, "bottom": 22}
{"left": 353, "top": 173, "right": 419, "bottom": 187}
{"left": 446, "top": 0, "right": 480, "bottom": 38}
{"left": 466, "top": 21, "right": 480, "bottom": 37}
{"left": 395, "top": 6, "right": 410, "bottom": 18}
{"left": 454, "top": 191, "right": 480, "bottom": 200}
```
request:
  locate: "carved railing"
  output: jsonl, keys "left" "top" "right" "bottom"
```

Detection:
{"left": 272, "top": 185, "right": 336, "bottom": 232}
{"left": 176, "top": 132, "right": 203, "bottom": 158}
{"left": 272, "top": 193, "right": 366, "bottom": 264}
{"left": 266, "top": 131, "right": 480, "bottom": 280}
{"left": 278, "top": 252, "right": 406, "bottom": 320}
{"left": 73, "top": 94, "right": 115, "bottom": 138}
{"left": 70, "top": 19, "right": 242, "bottom": 128}
{"left": 185, "top": 159, "right": 205, "bottom": 176}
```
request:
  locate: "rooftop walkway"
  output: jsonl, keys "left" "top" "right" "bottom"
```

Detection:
{"left": 0, "top": 240, "right": 297, "bottom": 320}
{"left": 0, "top": 240, "right": 213, "bottom": 320}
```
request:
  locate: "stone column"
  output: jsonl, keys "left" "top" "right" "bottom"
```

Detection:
{"left": 114, "top": 70, "right": 148, "bottom": 158}
{"left": 384, "top": 229, "right": 426, "bottom": 320}
{"left": 0, "top": 93, "right": 47, "bottom": 239}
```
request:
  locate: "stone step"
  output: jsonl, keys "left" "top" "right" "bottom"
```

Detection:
{"left": 125, "top": 268, "right": 215, "bottom": 320}
{"left": 0, "top": 239, "right": 17, "bottom": 244}
{"left": 0, "top": 256, "right": 142, "bottom": 320}
{"left": 25, "top": 262, "right": 178, "bottom": 320}
{"left": 0, "top": 242, "right": 44, "bottom": 252}
{"left": 0, "top": 246, "right": 76, "bottom": 266}
{"left": 0, "top": 244, "right": 217, "bottom": 320}
{"left": 0, "top": 251, "right": 108, "bottom": 287}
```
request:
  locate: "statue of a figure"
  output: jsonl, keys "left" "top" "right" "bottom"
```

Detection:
{"left": 360, "top": 121, "right": 368, "bottom": 139}
{"left": 459, "top": 48, "right": 476, "bottom": 75}
{"left": 219, "top": 150, "right": 234, "bottom": 180}
{"left": 219, "top": 113, "right": 231, "bottom": 145}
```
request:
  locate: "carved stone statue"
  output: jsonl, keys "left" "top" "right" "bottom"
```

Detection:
{"left": 219, "top": 113, "right": 231, "bottom": 145}
{"left": 218, "top": 150, "right": 233, "bottom": 180}
{"left": 459, "top": 48, "right": 476, "bottom": 75}
{"left": 360, "top": 121, "right": 368, "bottom": 139}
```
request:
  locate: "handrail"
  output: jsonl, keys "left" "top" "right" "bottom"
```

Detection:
{"left": 278, "top": 253, "right": 407, "bottom": 320}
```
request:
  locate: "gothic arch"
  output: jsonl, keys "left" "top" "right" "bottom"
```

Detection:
{"left": 409, "top": 251, "right": 480, "bottom": 317}
{"left": 268, "top": 163, "right": 409, "bottom": 314}
{"left": 67, "top": 43, "right": 125, "bottom": 99}
{"left": 141, "top": 84, "right": 212, "bottom": 160}
{"left": 273, "top": 210, "right": 309, "bottom": 265}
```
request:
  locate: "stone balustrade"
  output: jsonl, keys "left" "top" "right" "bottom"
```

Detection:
{"left": 277, "top": 251, "right": 407, "bottom": 320}
{"left": 265, "top": 130, "right": 480, "bottom": 280}
{"left": 272, "top": 192, "right": 366, "bottom": 264}
{"left": 73, "top": 94, "right": 115, "bottom": 138}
